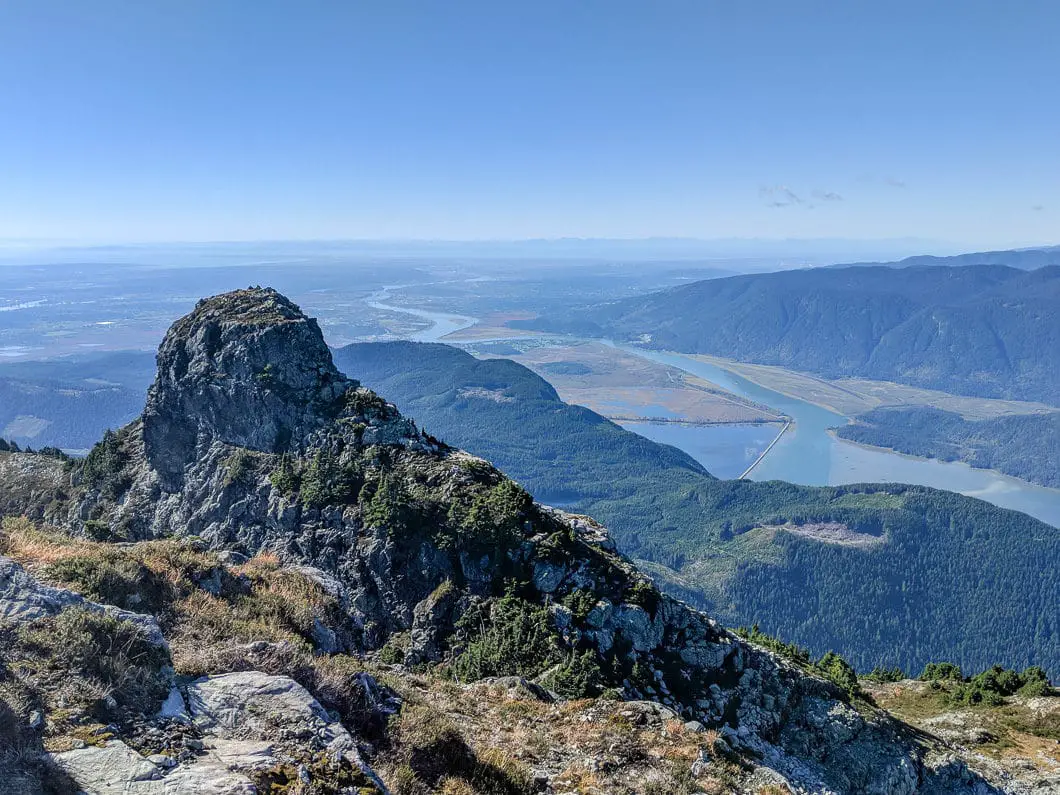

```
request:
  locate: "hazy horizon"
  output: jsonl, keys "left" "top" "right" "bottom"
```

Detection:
{"left": 2, "top": 1, "right": 1057, "bottom": 246}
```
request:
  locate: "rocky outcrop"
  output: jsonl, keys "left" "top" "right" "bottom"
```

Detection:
{"left": 142, "top": 288, "right": 357, "bottom": 489}
{"left": 0, "top": 288, "right": 1013, "bottom": 793}
{"left": 50, "top": 671, "right": 387, "bottom": 794}
{"left": 0, "top": 555, "right": 164, "bottom": 646}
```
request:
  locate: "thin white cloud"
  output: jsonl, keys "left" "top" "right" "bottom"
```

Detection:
{"left": 812, "top": 189, "right": 843, "bottom": 202}
{"left": 759, "top": 185, "right": 803, "bottom": 208}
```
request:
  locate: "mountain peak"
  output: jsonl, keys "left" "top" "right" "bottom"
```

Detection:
{"left": 142, "top": 287, "right": 357, "bottom": 486}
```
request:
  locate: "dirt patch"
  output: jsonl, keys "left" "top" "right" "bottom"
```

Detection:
{"left": 765, "top": 522, "right": 886, "bottom": 548}
{"left": 457, "top": 387, "right": 515, "bottom": 404}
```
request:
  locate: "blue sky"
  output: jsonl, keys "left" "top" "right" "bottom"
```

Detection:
{"left": 0, "top": 1, "right": 1056, "bottom": 247}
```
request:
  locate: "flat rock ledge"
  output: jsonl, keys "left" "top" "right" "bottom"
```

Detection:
{"left": 51, "top": 671, "right": 387, "bottom": 795}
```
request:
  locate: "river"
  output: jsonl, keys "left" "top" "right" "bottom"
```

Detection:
{"left": 365, "top": 297, "right": 1060, "bottom": 528}
{"left": 366, "top": 288, "right": 477, "bottom": 341}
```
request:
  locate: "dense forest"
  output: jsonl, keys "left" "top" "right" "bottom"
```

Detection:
{"left": 838, "top": 407, "right": 1060, "bottom": 489}
{"left": 335, "top": 341, "right": 1060, "bottom": 674}
{"left": 0, "top": 352, "right": 154, "bottom": 449}
{"left": 514, "top": 264, "right": 1060, "bottom": 404}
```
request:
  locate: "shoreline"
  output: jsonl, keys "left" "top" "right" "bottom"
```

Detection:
{"left": 826, "top": 428, "right": 1060, "bottom": 497}
{"left": 357, "top": 303, "right": 1060, "bottom": 509}
{"left": 678, "top": 351, "right": 860, "bottom": 417}
{"left": 602, "top": 415, "right": 786, "bottom": 428}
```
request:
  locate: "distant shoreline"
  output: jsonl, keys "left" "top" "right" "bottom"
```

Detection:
{"left": 826, "top": 428, "right": 1060, "bottom": 497}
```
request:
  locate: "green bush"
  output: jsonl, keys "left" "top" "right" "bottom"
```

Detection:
{"left": 361, "top": 472, "right": 411, "bottom": 531}
{"left": 223, "top": 448, "right": 255, "bottom": 487}
{"left": 624, "top": 579, "right": 660, "bottom": 615}
{"left": 457, "top": 479, "right": 533, "bottom": 550}
{"left": 301, "top": 450, "right": 339, "bottom": 508}
{"left": 919, "top": 662, "right": 964, "bottom": 682}
{"left": 17, "top": 609, "right": 170, "bottom": 715}
{"left": 864, "top": 665, "right": 906, "bottom": 683}
{"left": 817, "top": 651, "right": 861, "bottom": 698}
{"left": 47, "top": 553, "right": 170, "bottom": 616}
{"left": 561, "top": 589, "right": 596, "bottom": 623}
{"left": 734, "top": 624, "right": 811, "bottom": 665}
{"left": 79, "top": 429, "right": 131, "bottom": 499}
{"left": 269, "top": 454, "right": 301, "bottom": 495}
{"left": 452, "top": 591, "right": 561, "bottom": 682}
{"left": 377, "top": 631, "right": 411, "bottom": 665}
{"left": 924, "top": 663, "right": 1055, "bottom": 706}
{"left": 539, "top": 650, "right": 604, "bottom": 699}
{"left": 83, "top": 518, "right": 125, "bottom": 542}
{"left": 1016, "top": 667, "right": 1053, "bottom": 697}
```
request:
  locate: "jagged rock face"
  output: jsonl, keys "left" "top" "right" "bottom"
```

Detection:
{"left": 143, "top": 288, "right": 356, "bottom": 488}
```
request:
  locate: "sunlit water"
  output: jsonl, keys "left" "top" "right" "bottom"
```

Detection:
{"left": 617, "top": 420, "right": 780, "bottom": 480}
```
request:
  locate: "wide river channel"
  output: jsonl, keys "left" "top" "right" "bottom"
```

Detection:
{"left": 369, "top": 295, "right": 1060, "bottom": 528}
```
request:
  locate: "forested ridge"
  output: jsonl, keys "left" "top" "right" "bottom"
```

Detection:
{"left": 514, "top": 264, "right": 1060, "bottom": 404}
{"left": 0, "top": 352, "right": 154, "bottom": 449}
{"left": 334, "top": 341, "right": 1060, "bottom": 674}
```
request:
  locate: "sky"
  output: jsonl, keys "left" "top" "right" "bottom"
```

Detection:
{"left": 0, "top": 1, "right": 1057, "bottom": 248}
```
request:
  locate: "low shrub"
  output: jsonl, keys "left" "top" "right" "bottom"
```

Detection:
{"left": 539, "top": 650, "right": 604, "bottom": 699}
{"left": 863, "top": 665, "right": 906, "bottom": 683}
{"left": 451, "top": 591, "right": 561, "bottom": 682}
{"left": 816, "top": 651, "right": 861, "bottom": 698}
{"left": 919, "top": 662, "right": 964, "bottom": 682}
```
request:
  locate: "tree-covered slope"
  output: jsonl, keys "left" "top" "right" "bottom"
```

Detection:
{"left": 333, "top": 341, "right": 1060, "bottom": 674}
{"left": 5, "top": 287, "right": 1013, "bottom": 794}
{"left": 333, "top": 340, "right": 715, "bottom": 567}
{"left": 515, "top": 264, "right": 1060, "bottom": 404}
{"left": 837, "top": 406, "right": 1060, "bottom": 488}
{"left": 0, "top": 351, "right": 155, "bottom": 449}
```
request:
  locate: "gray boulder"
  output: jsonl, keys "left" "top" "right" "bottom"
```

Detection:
{"left": 0, "top": 556, "right": 165, "bottom": 646}
{"left": 53, "top": 671, "right": 388, "bottom": 795}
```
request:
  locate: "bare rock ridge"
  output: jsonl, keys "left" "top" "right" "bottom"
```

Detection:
{"left": 0, "top": 288, "right": 1018, "bottom": 792}
{"left": 143, "top": 287, "right": 357, "bottom": 488}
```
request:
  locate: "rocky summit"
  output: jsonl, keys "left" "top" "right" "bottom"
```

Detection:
{"left": 143, "top": 287, "right": 358, "bottom": 488}
{"left": 0, "top": 288, "right": 1053, "bottom": 794}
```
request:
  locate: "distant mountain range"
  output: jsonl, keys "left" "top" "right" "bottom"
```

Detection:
{"left": 515, "top": 264, "right": 1060, "bottom": 404}
{"left": 849, "top": 244, "right": 1060, "bottom": 271}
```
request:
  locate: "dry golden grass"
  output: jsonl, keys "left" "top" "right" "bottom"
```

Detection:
{"left": 2, "top": 518, "right": 748, "bottom": 793}
{"left": 436, "top": 777, "right": 476, "bottom": 795}
{"left": 0, "top": 517, "right": 86, "bottom": 564}
{"left": 375, "top": 674, "right": 741, "bottom": 795}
